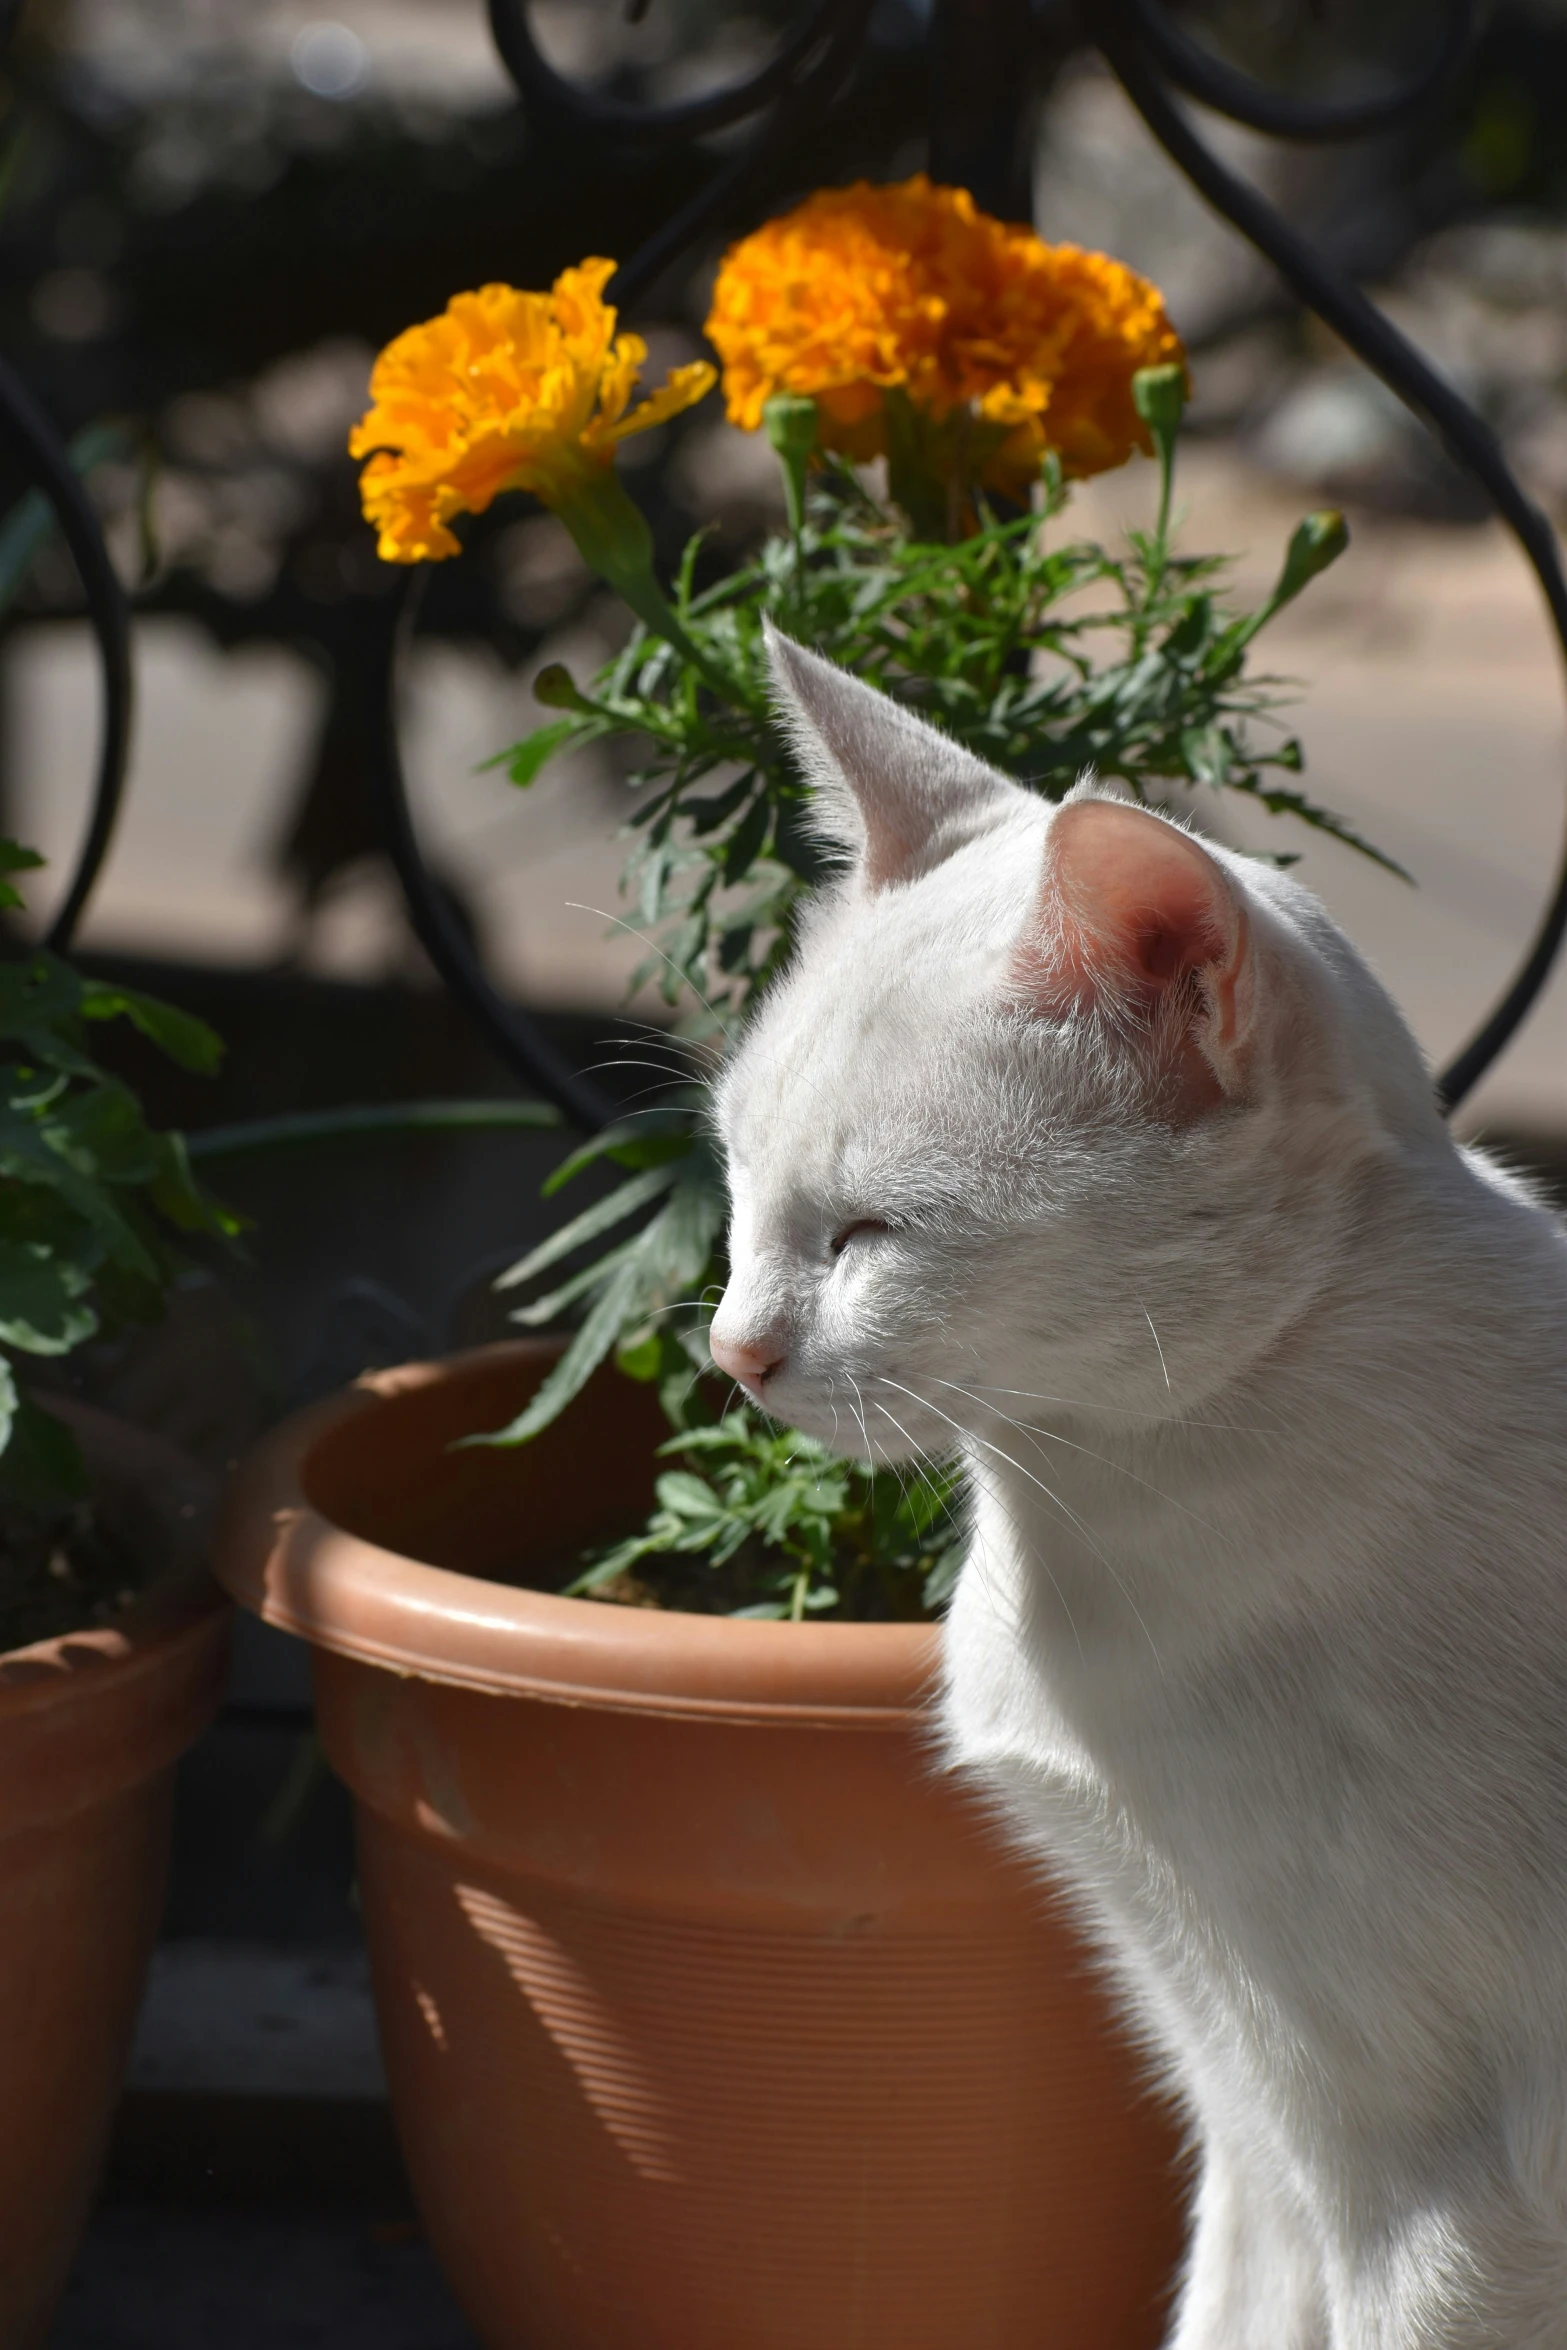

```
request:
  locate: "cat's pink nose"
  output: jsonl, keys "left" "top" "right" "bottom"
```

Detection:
{"left": 709, "top": 1330, "right": 786, "bottom": 1391}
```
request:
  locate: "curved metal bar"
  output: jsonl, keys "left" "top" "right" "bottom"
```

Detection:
{"left": 0, "top": 359, "right": 133, "bottom": 954}
{"left": 366, "top": 576, "right": 617, "bottom": 1132}
{"left": 487, "top": 0, "right": 843, "bottom": 145}
{"left": 377, "top": 3, "right": 877, "bottom": 1131}
{"left": 1120, "top": 0, "right": 1484, "bottom": 143}
{"left": 1096, "top": 2, "right": 1567, "bottom": 1114}
{"left": 608, "top": 0, "right": 877, "bottom": 312}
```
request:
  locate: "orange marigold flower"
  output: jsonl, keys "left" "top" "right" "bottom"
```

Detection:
{"left": 350, "top": 262, "right": 716, "bottom": 563}
{"left": 705, "top": 176, "right": 1184, "bottom": 498}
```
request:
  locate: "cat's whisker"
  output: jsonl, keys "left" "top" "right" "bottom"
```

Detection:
{"left": 952, "top": 1381, "right": 1272, "bottom": 1437}
{"left": 614, "top": 1014, "right": 713, "bottom": 1062}
{"left": 579, "top": 1055, "right": 694, "bottom": 1085}
{"left": 879, "top": 1375, "right": 1163, "bottom": 1672}
{"left": 564, "top": 902, "right": 735, "bottom": 1044}
{"left": 665, "top": 1360, "right": 709, "bottom": 1417}
{"left": 578, "top": 1063, "right": 697, "bottom": 1103}
{"left": 864, "top": 1381, "right": 986, "bottom": 1588}
{"left": 875, "top": 1377, "right": 1113, "bottom": 1572}
{"left": 874, "top": 1391, "right": 1076, "bottom": 1656}
{"left": 929, "top": 1378, "right": 1221, "bottom": 1539}
{"left": 842, "top": 1373, "right": 880, "bottom": 1468}
{"left": 859, "top": 1390, "right": 920, "bottom": 1516}
{"left": 1140, "top": 1302, "right": 1172, "bottom": 1393}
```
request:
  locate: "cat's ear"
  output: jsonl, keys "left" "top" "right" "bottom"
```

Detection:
{"left": 764, "top": 621, "right": 1011, "bottom": 891}
{"left": 1023, "top": 795, "right": 1255, "bottom": 1099}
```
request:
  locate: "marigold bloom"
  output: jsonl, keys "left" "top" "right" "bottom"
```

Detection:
{"left": 350, "top": 262, "right": 716, "bottom": 563}
{"left": 705, "top": 177, "right": 1184, "bottom": 500}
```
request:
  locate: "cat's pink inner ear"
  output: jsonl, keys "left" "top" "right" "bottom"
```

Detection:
{"left": 1034, "top": 799, "right": 1253, "bottom": 1084}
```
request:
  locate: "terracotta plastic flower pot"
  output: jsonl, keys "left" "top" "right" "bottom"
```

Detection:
{"left": 0, "top": 1411, "right": 230, "bottom": 2349}
{"left": 216, "top": 1341, "right": 1185, "bottom": 2350}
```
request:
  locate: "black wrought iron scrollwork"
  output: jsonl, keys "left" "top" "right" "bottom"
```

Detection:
{"left": 366, "top": 0, "right": 1564, "bottom": 1128}
{"left": 367, "top": 0, "right": 884, "bottom": 1124}
{"left": 1094, "top": 0, "right": 1567, "bottom": 1113}
{"left": 485, "top": 0, "right": 847, "bottom": 145}
{"left": 1112, "top": 0, "right": 1483, "bottom": 144}
{"left": 607, "top": 0, "right": 876, "bottom": 314}
{"left": 365, "top": 576, "right": 617, "bottom": 1133}
{"left": 0, "top": 359, "right": 132, "bottom": 955}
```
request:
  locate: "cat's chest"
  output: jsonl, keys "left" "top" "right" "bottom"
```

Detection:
{"left": 945, "top": 1534, "right": 1424, "bottom": 1929}
{"left": 940, "top": 1515, "right": 1567, "bottom": 2170}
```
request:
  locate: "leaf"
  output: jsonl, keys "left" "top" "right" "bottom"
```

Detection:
{"left": 543, "top": 1111, "right": 698, "bottom": 1195}
{"left": 498, "top": 717, "right": 585, "bottom": 789}
{"left": 654, "top": 1470, "right": 725, "bottom": 1519}
{"left": 0, "top": 1105, "right": 157, "bottom": 1279}
{"left": 0, "top": 838, "right": 44, "bottom": 914}
{"left": 0, "top": 1240, "right": 97, "bottom": 1354}
{"left": 614, "top": 1327, "right": 663, "bottom": 1381}
{"left": 681, "top": 771, "right": 756, "bottom": 837}
{"left": 467, "top": 1252, "right": 646, "bottom": 1447}
{"left": 79, "top": 982, "right": 225, "bottom": 1075}
{"left": 0, "top": 954, "right": 82, "bottom": 1042}
{"left": 149, "top": 1132, "right": 243, "bottom": 1238}
{"left": 508, "top": 1231, "right": 643, "bottom": 1327}
{"left": 493, "top": 1162, "right": 679, "bottom": 1292}
{"left": 720, "top": 789, "right": 770, "bottom": 885}
{"left": 46, "top": 1083, "right": 161, "bottom": 1185}
{"left": 0, "top": 1391, "right": 88, "bottom": 1509}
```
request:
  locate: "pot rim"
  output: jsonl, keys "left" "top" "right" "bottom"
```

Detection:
{"left": 0, "top": 1570, "right": 228, "bottom": 1717}
{"left": 214, "top": 1346, "right": 944, "bottom": 1728}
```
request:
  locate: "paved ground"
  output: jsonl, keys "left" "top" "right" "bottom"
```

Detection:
{"left": 51, "top": 2203, "right": 479, "bottom": 2350}
{"left": 7, "top": 441, "right": 1565, "bottom": 1137}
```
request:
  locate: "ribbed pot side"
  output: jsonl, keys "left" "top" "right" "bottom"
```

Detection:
{"left": 217, "top": 1342, "right": 1187, "bottom": 2350}
{"left": 0, "top": 1559, "right": 229, "bottom": 2348}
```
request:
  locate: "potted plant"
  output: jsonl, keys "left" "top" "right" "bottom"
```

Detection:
{"left": 217, "top": 179, "right": 1386, "bottom": 2348}
{"left": 0, "top": 850, "right": 238, "bottom": 2348}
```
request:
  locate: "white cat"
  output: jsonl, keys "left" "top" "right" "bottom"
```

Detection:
{"left": 707, "top": 624, "right": 1567, "bottom": 2349}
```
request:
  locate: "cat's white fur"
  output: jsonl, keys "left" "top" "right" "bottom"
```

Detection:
{"left": 708, "top": 624, "right": 1567, "bottom": 2348}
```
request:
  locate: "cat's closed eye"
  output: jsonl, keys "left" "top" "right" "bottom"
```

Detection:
{"left": 830, "top": 1218, "right": 891, "bottom": 1256}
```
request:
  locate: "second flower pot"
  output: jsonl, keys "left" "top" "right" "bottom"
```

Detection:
{"left": 0, "top": 1412, "right": 230, "bottom": 2349}
{"left": 216, "top": 1341, "right": 1185, "bottom": 2350}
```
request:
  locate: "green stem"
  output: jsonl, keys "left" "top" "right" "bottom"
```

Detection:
{"left": 763, "top": 394, "right": 817, "bottom": 610}
{"left": 1130, "top": 363, "right": 1188, "bottom": 629}
{"left": 556, "top": 468, "right": 754, "bottom": 711}
{"left": 187, "top": 1098, "right": 560, "bottom": 1162}
{"left": 614, "top": 564, "right": 748, "bottom": 711}
{"left": 1152, "top": 428, "right": 1175, "bottom": 582}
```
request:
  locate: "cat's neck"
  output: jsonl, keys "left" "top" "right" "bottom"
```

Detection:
{"left": 961, "top": 1143, "right": 1567, "bottom": 1676}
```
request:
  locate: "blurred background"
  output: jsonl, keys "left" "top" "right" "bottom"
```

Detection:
{"left": 7, "top": 2, "right": 1563, "bottom": 2338}
{"left": 5, "top": 4, "right": 1567, "bottom": 1155}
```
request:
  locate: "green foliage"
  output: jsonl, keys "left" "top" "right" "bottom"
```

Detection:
{"left": 501, "top": 458, "right": 1378, "bottom": 1028}
{"left": 570, "top": 1414, "right": 965, "bottom": 1622}
{"left": 478, "top": 1106, "right": 722, "bottom": 1447}
{"left": 489, "top": 405, "right": 1372, "bottom": 1616}
{"left": 0, "top": 893, "right": 236, "bottom": 1509}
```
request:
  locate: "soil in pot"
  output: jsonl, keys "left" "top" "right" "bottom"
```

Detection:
{"left": 0, "top": 1408, "right": 230, "bottom": 2350}
{"left": 218, "top": 1343, "right": 1187, "bottom": 2350}
{"left": 0, "top": 1395, "right": 214, "bottom": 1652}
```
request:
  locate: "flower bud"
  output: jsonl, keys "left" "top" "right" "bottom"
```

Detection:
{"left": 533, "top": 663, "right": 585, "bottom": 710}
{"left": 1274, "top": 509, "right": 1349, "bottom": 606}
{"left": 763, "top": 394, "right": 818, "bottom": 465}
{"left": 1132, "top": 363, "right": 1188, "bottom": 441}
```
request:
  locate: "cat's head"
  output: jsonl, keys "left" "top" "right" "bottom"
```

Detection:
{"left": 707, "top": 625, "right": 1444, "bottom": 1459}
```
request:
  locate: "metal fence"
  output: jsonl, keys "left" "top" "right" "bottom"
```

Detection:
{"left": 6, "top": 0, "right": 1561, "bottom": 1128}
